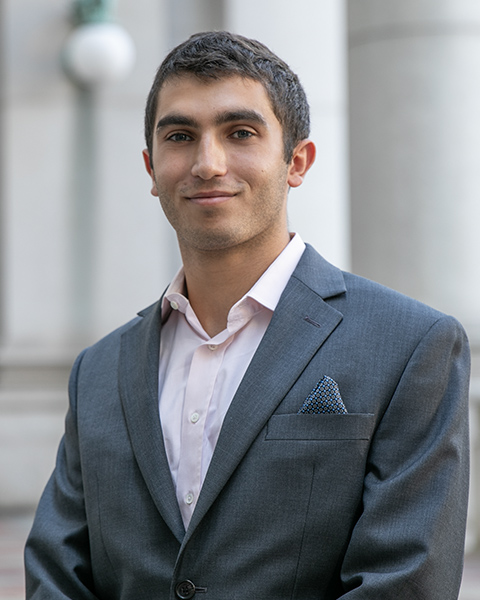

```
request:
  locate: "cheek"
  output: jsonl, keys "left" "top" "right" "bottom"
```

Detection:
{"left": 231, "top": 155, "right": 274, "bottom": 182}
{"left": 154, "top": 168, "right": 182, "bottom": 196}
{"left": 154, "top": 151, "right": 190, "bottom": 181}
{"left": 234, "top": 146, "right": 286, "bottom": 173}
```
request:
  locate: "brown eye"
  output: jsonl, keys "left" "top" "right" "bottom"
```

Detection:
{"left": 231, "top": 130, "right": 253, "bottom": 139}
{"left": 168, "top": 133, "right": 192, "bottom": 142}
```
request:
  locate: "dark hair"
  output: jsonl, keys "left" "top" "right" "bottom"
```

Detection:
{"left": 144, "top": 31, "right": 310, "bottom": 163}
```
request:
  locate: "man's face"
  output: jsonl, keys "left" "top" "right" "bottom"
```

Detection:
{"left": 144, "top": 74, "right": 303, "bottom": 256}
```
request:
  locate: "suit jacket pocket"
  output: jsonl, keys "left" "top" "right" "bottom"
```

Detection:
{"left": 265, "top": 413, "right": 375, "bottom": 441}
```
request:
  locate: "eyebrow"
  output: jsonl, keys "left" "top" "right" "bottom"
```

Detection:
{"left": 155, "top": 109, "right": 268, "bottom": 132}
{"left": 155, "top": 114, "right": 200, "bottom": 131}
{"left": 214, "top": 110, "right": 268, "bottom": 128}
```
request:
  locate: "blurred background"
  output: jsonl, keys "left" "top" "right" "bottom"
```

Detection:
{"left": 1, "top": 0, "right": 479, "bottom": 597}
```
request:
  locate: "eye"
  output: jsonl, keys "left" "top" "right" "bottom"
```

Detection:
{"left": 231, "top": 129, "right": 254, "bottom": 140}
{"left": 167, "top": 132, "right": 193, "bottom": 142}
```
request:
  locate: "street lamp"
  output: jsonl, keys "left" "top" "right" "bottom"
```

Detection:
{"left": 62, "top": 0, "right": 136, "bottom": 334}
{"left": 63, "top": 0, "right": 136, "bottom": 87}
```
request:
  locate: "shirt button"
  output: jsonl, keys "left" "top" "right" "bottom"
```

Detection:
{"left": 207, "top": 344, "right": 217, "bottom": 351}
{"left": 170, "top": 300, "right": 179, "bottom": 310}
{"left": 190, "top": 412, "right": 200, "bottom": 424}
{"left": 185, "top": 492, "right": 194, "bottom": 505}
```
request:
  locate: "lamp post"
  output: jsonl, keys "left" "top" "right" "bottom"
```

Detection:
{"left": 62, "top": 0, "right": 136, "bottom": 339}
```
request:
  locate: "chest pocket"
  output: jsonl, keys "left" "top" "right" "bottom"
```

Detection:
{"left": 265, "top": 413, "right": 375, "bottom": 440}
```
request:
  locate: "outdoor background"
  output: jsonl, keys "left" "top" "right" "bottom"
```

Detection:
{"left": 1, "top": 0, "right": 479, "bottom": 598}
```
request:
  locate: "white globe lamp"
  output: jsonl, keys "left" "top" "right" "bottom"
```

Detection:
{"left": 63, "top": 22, "right": 136, "bottom": 86}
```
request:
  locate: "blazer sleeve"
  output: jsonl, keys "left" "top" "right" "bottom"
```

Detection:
{"left": 338, "top": 314, "right": 470, "bottom": 599}
{"left": 24, "top": 350, "right": 100, "bottom": 600}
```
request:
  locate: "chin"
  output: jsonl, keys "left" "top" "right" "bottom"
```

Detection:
{"left": 184, "top": 230, "right": 249, "bottom": 253}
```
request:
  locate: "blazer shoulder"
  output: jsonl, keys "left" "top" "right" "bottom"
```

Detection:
{"left": 340, "top": 270, "right": 469, "bottom": 350}
{"left": 298, "top": 244, "right": 467, "bottom": 340}
{"left": 342, "top": 269, "right": 452, "bottom": 316}
{"left": 76, "top": 299, "right": 161, "bottom": 366}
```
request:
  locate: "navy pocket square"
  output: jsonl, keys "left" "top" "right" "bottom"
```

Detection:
{"left": 298, "top": 376, "right": 347, "bottom": 414}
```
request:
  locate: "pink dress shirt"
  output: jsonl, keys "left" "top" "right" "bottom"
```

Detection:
{"left": 158, "top": 234, "right": 306, "bottom": 528}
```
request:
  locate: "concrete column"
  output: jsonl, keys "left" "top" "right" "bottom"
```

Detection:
{"left": 167, "top": 0, "right": 224, "bottom": 48}
{"left": 0, "top": 0, "right": 172, "bottom": 509}
{"left": 348, "top": 0, "right": 480, "bottom": 333}
{"left": 348, "top": 0, "right": 480, "bottom": 551}
{"left": 226, "top": 0, "right": 350, "bottom": 270}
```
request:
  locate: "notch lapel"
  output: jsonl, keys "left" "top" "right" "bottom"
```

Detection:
{"left": 119, "top": 301, "right": 185, "bottom": 543}
{"left": 184, "top": 246, "right": 346, "bottom": 539}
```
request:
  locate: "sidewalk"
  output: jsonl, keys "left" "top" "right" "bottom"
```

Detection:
{"left": 1, "top": 513, "right": 480, "bottom": 599}
{"left": 460, "top": 553, "right": 480, "bottom": 600}
{"left": 0, "top": 514, "right": 32, "bottom": 600}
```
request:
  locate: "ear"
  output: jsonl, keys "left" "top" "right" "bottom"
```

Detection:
{"left": 142, "top": 149, "right": 159, "bottom": 197}
{"left": 287, "top": 140, "right": 316, "bottom": 188}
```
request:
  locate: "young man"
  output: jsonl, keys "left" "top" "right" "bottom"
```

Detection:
{"left": 25, "top": 32, "right": 470, "bottom": 599}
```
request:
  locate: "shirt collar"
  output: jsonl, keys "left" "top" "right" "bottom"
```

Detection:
{"left": 241, "top": 233, "right": 305, "bottom": 311}
{"left": 161, "top": 233, "right": 306, "bottom": 321}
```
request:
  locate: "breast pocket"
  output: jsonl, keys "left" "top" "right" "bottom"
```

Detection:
{"left": 265, "top": 413, "right": 376, "bottom": 441}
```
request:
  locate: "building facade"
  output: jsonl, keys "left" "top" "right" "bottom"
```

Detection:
{"left": 1, "top": 0, "right": 478, "bottom": 549}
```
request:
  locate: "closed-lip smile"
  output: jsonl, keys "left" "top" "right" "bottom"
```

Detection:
{"left": 187, "top": 190, "right": 237, "bottom": 205}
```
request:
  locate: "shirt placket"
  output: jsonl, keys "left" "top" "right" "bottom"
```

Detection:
{"left": 175, "top": 339, "right": 227, "bottom": 526}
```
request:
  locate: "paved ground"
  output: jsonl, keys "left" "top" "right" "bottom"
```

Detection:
{"left": 1, "top": 513, "right": 480, "bottom": 599}
{"left": 462, "top": 554, "right": 480, "bottom": 600}
{"left": 0, "top": 515, "right": 32, "bottom": 600}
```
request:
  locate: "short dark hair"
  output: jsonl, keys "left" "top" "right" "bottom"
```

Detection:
{"left": 144, "top": 31, "right": 310, "bottom": 163}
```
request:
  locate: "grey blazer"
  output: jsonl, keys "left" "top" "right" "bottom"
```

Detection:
{"left": 25, "top": 245, "right": 470, "bottom": 599}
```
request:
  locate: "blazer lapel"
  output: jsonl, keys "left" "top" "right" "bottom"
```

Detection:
{"left": 119, "top": 301, "right": 185, "bottom": 543}
{"left": 184, "top": 245, "right": 346, "bottom": 538}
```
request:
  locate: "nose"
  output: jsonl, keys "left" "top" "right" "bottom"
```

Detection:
{"left": 191, "top": 135, "right": 227, "bottom": 180}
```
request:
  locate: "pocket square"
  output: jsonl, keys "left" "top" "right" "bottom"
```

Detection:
{"left": 298, "top": 376, "right": 347, "bottom": 414}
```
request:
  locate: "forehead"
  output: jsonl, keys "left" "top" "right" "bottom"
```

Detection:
{"left": 155, "top": 74, "right": 278, "bottom": 123}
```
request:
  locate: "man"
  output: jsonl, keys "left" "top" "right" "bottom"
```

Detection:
{"left": 25, "top": 31, "right": 470, "bottom": 599}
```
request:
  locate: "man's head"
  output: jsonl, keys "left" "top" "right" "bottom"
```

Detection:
{"left": 144, "top": 31, "right": 310, "bottom": 164}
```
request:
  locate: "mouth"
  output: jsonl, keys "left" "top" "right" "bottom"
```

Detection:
{"left": 186, "top": 190, "right": 237, "bottom": 206}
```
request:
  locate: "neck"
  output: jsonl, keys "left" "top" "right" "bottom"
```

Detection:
{"left": 180, "top": 232, "right": 290, "bottom": 337}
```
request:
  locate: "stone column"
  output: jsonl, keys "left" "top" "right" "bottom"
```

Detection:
{"left": 226, "top": 0, "right": 350, "bottom": 270}
{"left": 166, "top": 0, "right": 224, "bottom": 47}
{"left": 348, "top": 0, "right": 480, "bottom": 550}
{"left": 348, "top": 0, "right": 480, "bottom": 331}
{"left": 0, "top": 0, "right": 172, "bottom": 509}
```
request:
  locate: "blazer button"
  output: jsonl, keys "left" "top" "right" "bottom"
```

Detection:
{"left": 175, "top": 580, "right": 196, "bottom": 599}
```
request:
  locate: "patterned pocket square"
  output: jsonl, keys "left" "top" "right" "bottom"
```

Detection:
{"left": 298, "top": 376, "right": 347, "bottom": 414}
